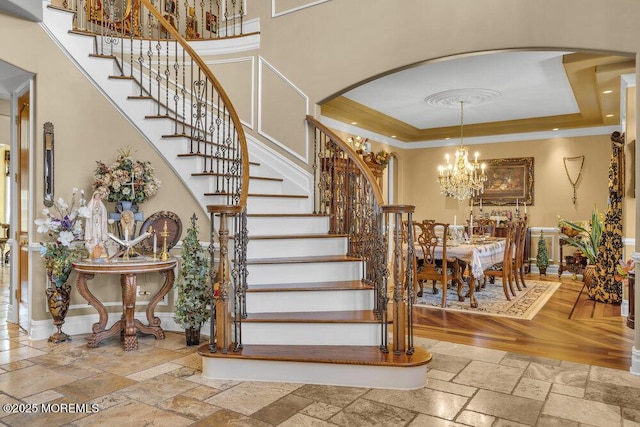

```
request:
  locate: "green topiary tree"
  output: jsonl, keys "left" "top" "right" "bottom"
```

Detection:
{"left": 174, "top": 214, "right": 210, "bottom": 344}
{"left": 536, "top": 230, "right": 550, "bottom": 275}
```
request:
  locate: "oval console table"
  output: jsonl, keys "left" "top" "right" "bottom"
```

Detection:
{"left": 73, "top": 258, "right": 177, "bottom": 351}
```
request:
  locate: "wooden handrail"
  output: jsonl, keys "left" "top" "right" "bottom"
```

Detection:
{"left": 305, "top": 115, "right": 384, "bottom": 205}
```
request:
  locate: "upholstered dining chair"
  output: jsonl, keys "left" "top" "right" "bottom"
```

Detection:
{"left": 483, "top": 221, "right": 516, "bottom": 301}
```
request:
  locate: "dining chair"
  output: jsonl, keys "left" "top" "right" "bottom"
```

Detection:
{"left": 0, "top": 224, "right": 8, "bottom": 267}
{"left": 483, "top": 221, "right": 516, "bottom": 300}
{"left": 513, "top": 219, "right": 528, "bottom": 290}
{"left": 412, "top": 221, "right": 459, "bottom": 307}
{"left": 468, "top": 218, "right": 497, "bottom": 237}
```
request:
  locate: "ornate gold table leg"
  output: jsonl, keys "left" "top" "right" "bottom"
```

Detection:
{"left": 121, "top": 273, "right": 138, "bottom": 351}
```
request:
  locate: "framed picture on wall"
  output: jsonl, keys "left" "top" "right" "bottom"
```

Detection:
{"left": 165, "top": 0, "right": 176, "bottom": 15}
{"left": 206, "top": 11, "right": 217, "bottom": 33}
{"left": 473, "top": 157, "right": 534, "bottom": 205}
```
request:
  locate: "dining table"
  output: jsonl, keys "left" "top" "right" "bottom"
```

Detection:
{"left": 421, "top": 236, "right": 507, "bottom": 308}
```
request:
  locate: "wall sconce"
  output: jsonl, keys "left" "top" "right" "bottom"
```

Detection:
{"left": 43, "top": 122, "right": 54, "bottom": 207}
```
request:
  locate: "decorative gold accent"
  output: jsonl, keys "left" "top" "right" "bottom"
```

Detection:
{"left": 160, "top": 220, "right": 170, "bottom": 260}
{"left": 563, "top": 155, "right": 585, "bottom": 204}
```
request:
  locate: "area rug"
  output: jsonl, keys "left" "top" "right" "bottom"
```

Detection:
{"left": 414, "top": 279, "right": 560, "bottom": 320}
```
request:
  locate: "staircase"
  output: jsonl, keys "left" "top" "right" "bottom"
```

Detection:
{"left": 42, "top": 1, "right": 430, "bottom": 390}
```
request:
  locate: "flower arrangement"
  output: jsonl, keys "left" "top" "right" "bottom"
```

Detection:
{"left": 615, "top": 258, "right": 634, "bottom": 281}
{"left": 557, "top": 208, "right": 604, "bottom": 265}
{"left": 373, "top": 149, "right": 391, "bottom": 166}
{"left": 347, "top": 136, "right": 368, "bottom": 153}
{"left": 35, "top": 188, "right": 88, "bottom": 288}
{"left": 93, "top": 147, "right": 161, "bottom": 204}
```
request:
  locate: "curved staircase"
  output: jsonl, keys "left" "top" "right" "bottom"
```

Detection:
{"left": 41, "top": 0, "right": 430, "bottom": 390}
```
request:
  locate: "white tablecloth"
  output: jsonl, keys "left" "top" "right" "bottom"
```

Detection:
{"left": 425, "top": 238, "right": 506, "bottom": 280}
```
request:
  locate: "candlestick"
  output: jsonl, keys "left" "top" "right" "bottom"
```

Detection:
{"left": 469, "top": 214, "right": 474, "bottom": 241}
{"left": 160, "top": 220, "right": 170, "bottom": 261}
{"left": 480, "top": 198, "right": 483, "bottom": 211}
{"left": 524, "top": 202, "right": 527, "bottom": 214}
{"left": 454, "top": 215, "right": 457, "bottom": 229}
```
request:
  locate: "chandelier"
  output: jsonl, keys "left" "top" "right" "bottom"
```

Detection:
{"left": 437, "top": 101, "right": 487, "bottom": 200}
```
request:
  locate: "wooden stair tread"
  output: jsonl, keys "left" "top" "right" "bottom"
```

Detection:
{"left": 192, "top": 172, "right": 282, "bottom": 181}
{"left": 244, "top": 310, "right": 378, "bottom": 323}
{"left": 247, "top": 280, "right": 372, "bottom": 292}
{"left": 205, "top": 192, "right": 308, "bottom": 198}
{"left": 249, "top": 233, "right": 347, "bottom": 240}
{"left": 246, "top": 255, "right": 362, "bottom": 264}
{"left": 198, "top": 344, "right": 431, "bottom": 367}
{"left": 247, "top": 213, "right": 329, "bottom": 217}
{"left": 108, "top": 75, "right": 134, "bottom": 80}
{"left": 177, "top": 153, "right": 259, "bottom": 166}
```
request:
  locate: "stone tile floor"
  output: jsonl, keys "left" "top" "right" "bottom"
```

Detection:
{"left": 0, "top": 324, "right": 638, "bottom": 426}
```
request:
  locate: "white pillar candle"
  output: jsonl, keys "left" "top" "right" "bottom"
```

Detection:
{"left": 153, "top": 233, "right": 157, "bottom": 253}
{"left": 454, "top": 215, "right": 457, "bottom": 229}
{"left": 524, "top": 202, "right": 527, "bottom": 214}
{"left": 469, "top": 214, "right": 473, "bottom": 240}
{"left": 125, "top": 227, "right": 129, "bottom": 242}
{"left": 480, "top": 198, "right": 482, "bottom": 210}
{"left": 516, "top": 198, "right": 519, "bottom": 209}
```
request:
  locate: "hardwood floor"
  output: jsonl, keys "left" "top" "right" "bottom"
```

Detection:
{"left": 413, "top": 273, "right": 635, "bottom": 371}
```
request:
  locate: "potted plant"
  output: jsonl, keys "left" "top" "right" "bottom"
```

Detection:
{"left": 557, "top": 209, "right": 604, "bottom": 285}
{"left": 35, "top": 188, "right": 88, "bottom": 342}
{"left": 173, "top": 214, "right": 210, "bottom": 345}
{"left": 536, "top": 230, "right": 549, "bottom": 275}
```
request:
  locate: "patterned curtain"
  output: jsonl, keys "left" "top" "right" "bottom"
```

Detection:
{"left": 588, "top": 131, "right": 625, "bottom": 303}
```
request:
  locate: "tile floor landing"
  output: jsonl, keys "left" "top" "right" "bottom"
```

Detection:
{"left": 0, "top": 324, "right": 638, "bottom": 426}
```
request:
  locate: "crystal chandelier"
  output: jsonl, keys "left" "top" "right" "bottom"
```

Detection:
{"left": 437, "top": 101, "right": 487, "bottom": 200}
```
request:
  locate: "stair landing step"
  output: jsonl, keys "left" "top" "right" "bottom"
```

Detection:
{"left": 247, "top": 213, "right": 329, "bottom": 217}
{"left": 246, "top": 255, "right": 361, "bottom": 265}
{"left": 198, "top": 344, "right": 431, "bottom": 368}
{"left": 247, "top": 280, "right": 371, "bottom": 292}
{"left": 244, "top": 310, "right": 378, "bottom": 323}
{"left": 249, "top": 233, "right": 347, "bottom": 240}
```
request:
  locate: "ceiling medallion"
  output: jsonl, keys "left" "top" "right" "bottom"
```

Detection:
{"left": 424, "top": 88, "right": 502, "bottom": 108}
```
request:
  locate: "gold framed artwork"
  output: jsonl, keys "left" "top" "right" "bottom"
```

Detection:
{"left": 206, "top": 11, "right": 217, "bottom": 33}
{"left": 473, "top": 157, "right": 534, "bottom": 205}
{"left": 164, "top": 0, "right": 176, "bottom": 15}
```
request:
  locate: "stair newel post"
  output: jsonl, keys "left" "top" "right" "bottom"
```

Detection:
{"left": 208, "top": 212, "right": 217, "bottom": 353}
{"left": 377, "top": 208, "right": 390, "bottom": 352}
{"left": 208, "top": 205, "right": 240, "bottom": 354}
{"left": 381, "top": 205, "right": 415, "bottom": 355}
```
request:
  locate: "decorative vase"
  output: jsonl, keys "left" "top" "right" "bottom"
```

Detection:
{"left": 45, "top": 282, "right": 72, "bottom": 343}
{"left": 185, "top": 326, "right": 201, "bottom": 346}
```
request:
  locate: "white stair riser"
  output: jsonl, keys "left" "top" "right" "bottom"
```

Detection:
{"left": 247, "top": 179, "right": 283, "bottom": 194}
{"left": 247, "top": 216, "right": 330, "bottom": 236}
{"left": 247, "top": 237, "right": 347, "bottom": 258}
{"left": 246, "top": 289, "right": 373, "bottom": 313}
{"left": 247, "top": 197, "right": 311, "bottom": 213}
{"left": 246, "top": 261, "right": 362, "bottom": 285}
{"left": 241, "top": 323, "right": 378, "bottom": 346}
{"left": 202, "top": 358, "right": 427, "bottom": 390}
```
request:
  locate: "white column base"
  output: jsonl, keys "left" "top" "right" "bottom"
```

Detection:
{"left": 631, "top": 346, "right": 640, "bottom": 377}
